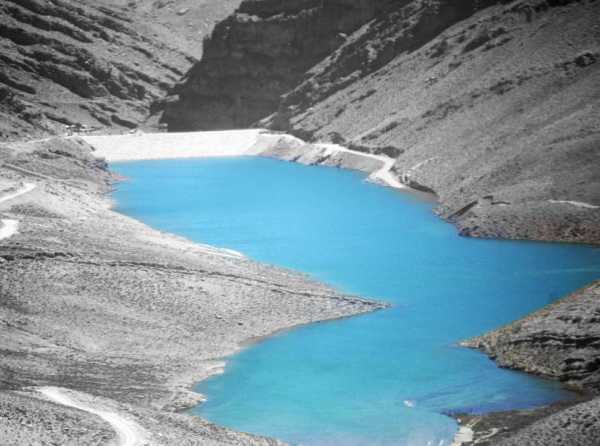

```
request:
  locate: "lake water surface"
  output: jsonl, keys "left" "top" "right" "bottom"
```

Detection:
{"left": 113, "top": 157, "right": 600, "bottom": 446}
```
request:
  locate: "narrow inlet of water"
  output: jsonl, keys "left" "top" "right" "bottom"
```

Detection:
{"left": 112, "top": 157, "right": 600, "bottom": 446}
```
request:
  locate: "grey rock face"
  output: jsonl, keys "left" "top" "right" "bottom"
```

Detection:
{"left": 160, "top": 0, "right": 384, "bottom": 130}
{"left": 270, "top": 0, "right": 600, "bottom": 245}
{"left": 452, "top": 396, "right": 600, "bottom": 446}
{"left": 0, "top": 391, "right": 116, "bottom": 445}
{"left": 495, "top": 397, "right": 600, "bottom": 446}
{"left": 463, "top": 281, "right": 600, "bottom": 392}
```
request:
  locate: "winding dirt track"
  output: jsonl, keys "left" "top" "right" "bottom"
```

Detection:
{"left": 0, "top": 182, "right": 37, "bottom": 204}
{"left": 317, "top": 142, "right": 407, "bottom": 189}
{"left": 0, "top": 182, "right": 37, "bottom": 240}
{"left": 38, "top": 387, "right": 148, "bottom": 446}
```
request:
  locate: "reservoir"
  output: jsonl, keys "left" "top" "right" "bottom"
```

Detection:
{"left": 113, "top": 157, "right": 600, "bottom": 445}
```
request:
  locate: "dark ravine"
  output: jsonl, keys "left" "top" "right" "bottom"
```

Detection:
{"left": 161, "top": 0, "right": 384, "bottom": 130}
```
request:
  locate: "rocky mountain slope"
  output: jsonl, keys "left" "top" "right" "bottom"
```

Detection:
{"left": 453, "top": 395, "right": 600, "bottom": 446}
{"left": 0, "top": 0, "right": 240, "bottom": 140}
{"left": 454, "top": 278, "right": 600, "bottom": 441}
{"left": 164, "top": 0, "right": 600, "bottom": 246}
{"left": 161, "top": 0, "right": 387, "bottom": 130}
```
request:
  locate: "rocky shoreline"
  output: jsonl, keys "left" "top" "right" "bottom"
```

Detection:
{"left": 449, "top": 394, "right": 600, "bottom": 446}
{"left": 447, "top": 281, "right": 600, "bottom": 445}
{"left": 462, "top": 280, "right": 600, "bottom": 393}
{"left": 0, "top": 136, "right": 387, "bottom": 444}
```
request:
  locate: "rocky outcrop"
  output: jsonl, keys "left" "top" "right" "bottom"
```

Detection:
{"left": 161, "top": 0, "right": 388, "bottom": 130}
{"left": 0, "top": 0, "right": 241, "bottom": 140}
{"left": 453, "top": 396, "right": 600, "bottom": 446}
{"left": 463, "top": 280, "right": 600, "bottom": 392}
{"left": 455, "top": 280, "right": 600, "bottom": 444}
{"left": 493, "top": 397, "right": 600, "bottom": 446}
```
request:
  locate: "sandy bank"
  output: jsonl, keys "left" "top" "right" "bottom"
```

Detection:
{"left": 81, "top": 130, "right": 407, "bottom": 191}
{"left": 451, "top": 423, "right": 474, "bottom": 446}
{"left": 83, "top": 129, "right": 263, "bottom": 161}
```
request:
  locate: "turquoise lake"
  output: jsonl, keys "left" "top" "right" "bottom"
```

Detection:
{"left": 112, "top": 157, "right": 600, "bottom": 446}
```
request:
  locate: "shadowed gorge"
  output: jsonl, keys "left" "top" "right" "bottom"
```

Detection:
{"left": 161, "top": 0, "right": 385, "bottom": 130}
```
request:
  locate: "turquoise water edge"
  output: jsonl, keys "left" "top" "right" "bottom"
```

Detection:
{"left": 113, "top": 157, "right": 600, "bottom": 446}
